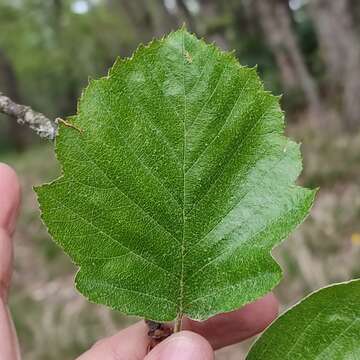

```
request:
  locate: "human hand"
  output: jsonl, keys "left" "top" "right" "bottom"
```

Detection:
{"left": 77, "top": 293, "right": 278, "bottom": 360}
{"left": 0, "top": 163, "right": 278, "bottom": 360}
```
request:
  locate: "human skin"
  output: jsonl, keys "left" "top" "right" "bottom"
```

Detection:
{"left": 0, "top": 163, "right": 278, "bottom": 360}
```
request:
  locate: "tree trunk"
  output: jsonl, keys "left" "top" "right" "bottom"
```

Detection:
{"left": 309, "top": 0, "right": 360, "bottom": 130}
{"left": 0, "top": 49, "right": 29, "bottom": 151}
{"left": 52, "top": 0, "right": 63, "bottom": 33}
{"left": 198, "top": 0, "right": 229, "bottom": 50}
{"left": 177, "top": 0, "right": 198, "bottom": 34}
{"left": 253, "top": 0, "right": 322, "bottom": 121}
{"left": 113, "top": 0, "right": 179, "bottom": 43}
{"left": 145, "top": 0, "right": 179, "bottom": 37}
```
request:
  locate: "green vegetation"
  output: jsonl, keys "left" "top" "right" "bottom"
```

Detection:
{"left": 1, "top": 0, "right": 360, "bottom": 358}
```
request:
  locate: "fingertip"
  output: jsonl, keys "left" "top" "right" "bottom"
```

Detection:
{"left": 0, "top": 163, "right": 21, "bottom": 235}
{"left": 264, "top": 293, "right": 279, "bottom": 320}
{"left": 184, "top": 293, "right": 279, "bottom": 350}
{"left": 229, "top": 293, "right": 279, "bottom": 338}
{"left": 249, "top": 293, "right": 279, "bottom": 333}
{"left": 146, "top": 331, "right": 214, "bottom": 360}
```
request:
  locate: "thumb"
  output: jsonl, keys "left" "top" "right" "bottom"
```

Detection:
{"left": 145, "top": 331, "right": 214, "bottom": 360}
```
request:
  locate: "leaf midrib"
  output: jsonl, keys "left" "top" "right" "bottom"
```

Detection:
{"left": 178, "top": 30, "right": 186, "bottom": 321}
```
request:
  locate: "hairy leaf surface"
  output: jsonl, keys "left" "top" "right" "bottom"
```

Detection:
{"left": 247, "top": 280, "right": 360, "bottom": 359}
{"left": 36, "top": 29, "right": 315, "bottom": 321}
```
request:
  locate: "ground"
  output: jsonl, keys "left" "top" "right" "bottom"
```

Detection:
{"left": 2, "top": 123, "right": 360, "bottom": 359}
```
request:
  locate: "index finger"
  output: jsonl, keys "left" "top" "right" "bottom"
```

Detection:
{"left": 183, "top": 293, "right": 278, "bottom": 349}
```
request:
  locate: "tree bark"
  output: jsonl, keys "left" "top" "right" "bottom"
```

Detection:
{"left": 309, "top": 0, "right": 360, "bottom": 130}
{"left": 253, "top": 0, "right": 322, "bottom": 120}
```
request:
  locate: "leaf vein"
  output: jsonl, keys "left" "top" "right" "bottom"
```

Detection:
{"left": 49, "top": 192, "right": 179, "bottom": 279}
{"left": 185, "top": 71, "right": 253, "bottom": 173}
{"left": 187, "top": 103, "right": 271, "bottom": 216}
{"left": 74, "top": 138, "right": 182, "bottom": 243}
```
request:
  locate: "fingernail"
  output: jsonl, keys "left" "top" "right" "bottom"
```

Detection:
{"left": 160, "top": 336, "right": 197, "bottom": 360}
{"left": 147, "top": 331, "right": 213, "bottom": 360}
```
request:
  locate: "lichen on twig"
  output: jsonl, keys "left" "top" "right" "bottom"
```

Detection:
{"left": 0, "top": 92, "right": 57, "bottom": 140}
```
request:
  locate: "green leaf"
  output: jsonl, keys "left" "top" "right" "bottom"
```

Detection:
{"left": 35, "top": 29, "right": 315, "bottom": 322}
{"left": 247, "top": 280, "right": 360, "bottom": 359}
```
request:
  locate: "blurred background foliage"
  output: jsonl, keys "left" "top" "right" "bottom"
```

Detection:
{"left": 0, "top": 0, "right": 359, "bottom": 359}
